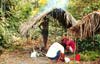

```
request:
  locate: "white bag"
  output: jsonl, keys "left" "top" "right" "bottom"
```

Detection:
{"left": 31, "top": 50, "right": 37, "bottom": 58}
{"left": 64, "top": 57, "right": 70, "bottom": 63}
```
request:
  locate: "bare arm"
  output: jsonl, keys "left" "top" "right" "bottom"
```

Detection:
{"left": 56, "top": 52, "right": 65, "bottom": 64}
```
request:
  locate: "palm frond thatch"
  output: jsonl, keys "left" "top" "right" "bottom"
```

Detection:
{"left": 68, "top": 11, "right": 100, "bottom": 39}
{"left": 19, "top": 8, "right": 77, "bottom": 36}
{"left": 19, "top": 11, "right": 50, "bottom": 36}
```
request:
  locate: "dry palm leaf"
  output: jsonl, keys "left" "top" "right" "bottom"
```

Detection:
{"left": 68, "top": 11, "right": 100, "bottom": 39}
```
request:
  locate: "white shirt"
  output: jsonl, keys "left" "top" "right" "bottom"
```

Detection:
{"left": 46, "top": 42, "right": 64, "bottom": 58}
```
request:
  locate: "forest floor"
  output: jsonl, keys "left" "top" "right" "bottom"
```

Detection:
{"left": 0, "top": 50, "right": 59, "bottom": 64}
{"left": 0, "top": 50, "right": 100, "bottom": 64}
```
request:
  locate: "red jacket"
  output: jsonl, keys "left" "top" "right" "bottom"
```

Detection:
{"left": 61, "top": 37, "right": 76, "bottom": 52}
{"left": 66, "top": 40, "right": 76, "bottom": 52}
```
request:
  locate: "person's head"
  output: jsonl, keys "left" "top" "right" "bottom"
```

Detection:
{"left": 62, "top": 33, "right": 67, "bottom": 38}
{"left": 62, "top": 33, "right": 72, "bottom": 40}
{"left": 67, "top": 35, "right": 71, "bottom": 40}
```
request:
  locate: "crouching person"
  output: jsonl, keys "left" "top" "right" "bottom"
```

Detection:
{"left": 61, "top": 35, "right": 76, "bottom": 53}
{"left": 46, "top": 42, "right": 65, "bottom": 64}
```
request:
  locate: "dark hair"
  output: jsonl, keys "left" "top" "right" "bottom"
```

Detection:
{"left": 61, "top": 43, "right": 66, "bottom": 49}
{"left": 64, "top": 33, "right": 67, "bottom": 36}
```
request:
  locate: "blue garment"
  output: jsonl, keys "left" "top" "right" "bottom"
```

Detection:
{"left": 49, "top": 51, "right": 60, "bottom": 60}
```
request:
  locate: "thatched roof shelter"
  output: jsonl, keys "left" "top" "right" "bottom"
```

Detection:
{"left": 68, "top": 11, "right": 100, "bottom": 39}
{"left": 19, "top": 8, "right": 77, "bottom": 35}
{"left": 19, "top": 8, "right": 77, "bottom": 47}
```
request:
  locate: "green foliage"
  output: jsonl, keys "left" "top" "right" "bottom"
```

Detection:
{"left": 0, "top": 0, "right": 35, "bottom": 50}
{"left": 48, "top": 20, "right": 65, "bottom": 42}
{"left": 0, "top": 20, "right": 13, "bottom": 49}
{"left": 80, "top": 51, "right": 100, "bottom": 61}
{"left": 77, "top": 35, "right": 100, "bottom": 52}
{"left": 82, "top": 1, "right": 100, "bottom": 15}
{"left": 0, "top": 0, "right": 49, "bottom": 51}
{"left": 68, "top": 0, "right": 100, "bottom": 19}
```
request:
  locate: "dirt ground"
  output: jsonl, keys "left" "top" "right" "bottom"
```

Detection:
{"left": 0, "top": 50, "right": 54, "bottom": 64}
{"left": 0, "top": 50, "right": 100, "bottom": 64}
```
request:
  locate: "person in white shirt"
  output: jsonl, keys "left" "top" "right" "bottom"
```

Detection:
{"left": 46, "top": 42, "right": 65, "bottom": 64}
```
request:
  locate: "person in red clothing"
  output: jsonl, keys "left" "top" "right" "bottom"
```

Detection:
{"left": 61, "top": 34, "right": 76, "bottom": 53}
{"left": 61, "top": 35, "right": 80, "bottom": 62}
{"left": 61, "top": 34, "right": 69, "bottom": 49}
{"left": 66, "top": 37, "right": 76, "bottom": 53}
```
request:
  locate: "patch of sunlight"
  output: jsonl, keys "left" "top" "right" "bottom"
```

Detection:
{"left": 39, "top": 0, "right": 47, "bottom": 5}
{"left": 31, "top": 8, "right": 39, "bottom": 16}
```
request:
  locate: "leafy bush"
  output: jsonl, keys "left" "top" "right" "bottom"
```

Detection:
{"left": 76, "top": 35, "right": 100, "bottom": 61}
{"left": 0, "top": 0, "right": 34, "bottom": 50}
{"left": 76, "top": 35, "right": 100, "bottom": 52}
{"left": 68, "top": 0, "right": 100, "bottom": 19}
{"left": 80, "top": 51, "right": 100, "bottom": 61}
{"left": 82, "top": 1, "right": 100, "bottom": 15}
